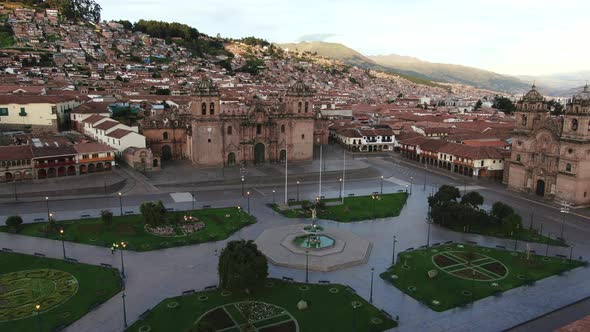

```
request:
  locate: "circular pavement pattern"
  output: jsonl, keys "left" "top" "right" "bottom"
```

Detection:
{"left": 431, "top": 251, "right": 509, "bottom": 281}
{"left": 0, "top": 269, "right": 79, "bottom": 322}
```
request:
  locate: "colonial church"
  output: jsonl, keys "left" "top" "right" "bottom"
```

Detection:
{"left": 507, "top": 84, "right": 590, "bottom": 206}
{"left": 140, "top": 80, "right": 329, "bottom": 167}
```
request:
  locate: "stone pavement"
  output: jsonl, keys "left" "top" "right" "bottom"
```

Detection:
{"left": 1, "top": 159, "right": 590, "bottom": 332}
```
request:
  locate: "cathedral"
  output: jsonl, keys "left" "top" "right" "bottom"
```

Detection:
{"left": 140, "top": 80, "right": 329, "bottom": 167}
{"left": 507, "top": 84, "right": 590, "bottom": 206}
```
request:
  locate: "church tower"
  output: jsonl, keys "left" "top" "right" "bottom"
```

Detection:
{"left": 189, "top": 79, "right": 224, "bottom": 166}
{"left": 190, "top": 79, "right": 220, "bottom": 117}
{"left": 562, "top": 84, "right": 590, "bottom": 140}
{"left": 284, "top": 81, "right": 314, "bottom": 115}
{"left": 514, "top": 84, "right": 548, "bottom": 133}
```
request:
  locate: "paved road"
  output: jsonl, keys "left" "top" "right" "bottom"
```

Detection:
{"left": 506, "top": 296, "right": 590, "bottom": 332}
{"left": 1, "top": 151, "right": 589, "bottom": 332}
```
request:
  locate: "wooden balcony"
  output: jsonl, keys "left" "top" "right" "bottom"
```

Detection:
{"left": 79, "top": 156, "right": 114, "bottom": 163}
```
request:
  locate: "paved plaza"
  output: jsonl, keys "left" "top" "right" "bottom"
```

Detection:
{"left": 1, "top": 150, "right": 590, "bottom": 332}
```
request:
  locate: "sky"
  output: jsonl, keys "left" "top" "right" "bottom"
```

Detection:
{"left": 97, "top": 0, "right": 589, "bottom": 76}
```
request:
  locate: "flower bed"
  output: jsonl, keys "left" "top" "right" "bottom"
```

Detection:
{"left": 236, "top": 302, "right": 285, "bottom": 322}
{"left": 180, "top": 222, "right": 205, "bottom": 235}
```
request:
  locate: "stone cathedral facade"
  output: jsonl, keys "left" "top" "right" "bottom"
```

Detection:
{"left": 507, "top": 84, "right": 590, "bottom": 206}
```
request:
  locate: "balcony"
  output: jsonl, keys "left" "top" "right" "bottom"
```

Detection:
{"left": 79, "top": 156, "right": 115, "bottom": 163}
{"left": 35, "top": 160, "right": 76, "bottom": 168}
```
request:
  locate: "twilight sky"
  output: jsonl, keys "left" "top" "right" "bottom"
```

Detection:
{"left": 98, "top": 0, "right": 589, "bottom": 76}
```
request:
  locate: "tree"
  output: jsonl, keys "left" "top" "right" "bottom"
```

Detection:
{"left": 461, "top": 191, "right": 484, "bottom": 208}
{"left": 5, "top": 216, "right": 23, "bottom": 233}
{"left": 140, "top": 201, "right": 166, "bottom": 227}
{"left": 101, "top": 210, "right": 113, "bottom": 227}
{"left": 474, "top": 99, "right": 483, "bottom": 111}
{"left": 429, "top": 185, "right": 460, "bottom": 207}
{"left": 492, "top": 96, "right": 516, "bottom": 114}
{"left": 48, "top": 0, "right": 102, "bottom": 23}
{"left": 218, "top": 240, "right": 268, "bottom": 294}
{"left": 491, "top": 202, "right": 514, "bottom": 221}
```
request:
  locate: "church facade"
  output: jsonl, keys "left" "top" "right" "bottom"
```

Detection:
{"left": 140, "top": 80, "right": 328, "bottom": 167}
{"left": 507, "top": 84, "right": 590, "bottom": 206}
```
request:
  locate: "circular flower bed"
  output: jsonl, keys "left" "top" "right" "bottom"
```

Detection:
{"left": 517, "top": 274, "right": 525, "bottom": 280}
{"left": 299, "top": 285, "right": 310, "bottom": 291}
{"left": 510, "top": 252, "right": 518, "bottom": 256}
{"left": 329, "top": 287, "right": 339, "bottom": 294}
{"left": 166, "top": 301, "right": 179, "bottom": 309}
{"left": 401, "top": 265, "right": 410, "bottom": 270}
{"left": 197, "top": 295, "right": 208, "bottom": 301}
{"left": 138, "top": 325, "right": 152, "bottom": 332}
{"left": 430, "top": 249, "right": 438, "bottom": 253}
{"left": 420, "top": 252, "right": 427, "bottom": 256}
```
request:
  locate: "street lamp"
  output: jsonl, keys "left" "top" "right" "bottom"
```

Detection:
{"left": 118, "top": 192, "right": 123, "bottom": 216}
{"left": 380, "top": 175, "right": 384, "bottom": 194}
{"left": 35, "top": 304, "right": 41, "bottom": 332}
{"left": 247, "top": 191, "right": 251, "bottom": 214}
{"left": 60, "top": 229, "right": 66, "bottom": 259}
{"left": 369, "top": 267, "right": 375, "bottom": 303}
{"left": 410, "top": 176, "right": 414, "bottom": 195}
{"left": 339, "top": 178, "right": 343, "bottom": 198}
{"left": 296, "top": 181, "right": 300, "bottom": 201}
{"left": 405, "top": 184, "right": 408, "bottom": 194}
{"left": 305, "top": 250, "right": 309, "bottom": 283}
{"left": 114, "top": 241, "right": 127, "bottom": 278}
{"left": 391, "top": 235, "right": 397, "bottom": 265}
{"left": 426, "top": 216, "right": 432, "bottom": 247}
{"left": 371, "top": 194, "right": 379, "bottom": 220}
{"left": 45, "top": 196, "right": 50, "bottom": 221}
{"left": 569, "top": 245, "right": 575, "bottom": 265}
{"left": 241, "top": 175, "right": 245, "bottom": 197}
{"left": 191, "top": 191, "right": 195, "bottom": 210}
{"left": 122, "top": 292, "right": 128, "bottom": 328}
{"left": 272, "top": 189, "right": 276, "bottom": 204}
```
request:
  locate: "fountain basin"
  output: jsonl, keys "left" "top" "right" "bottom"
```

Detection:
{"left": 293, "top": 234, "right": 335, "bottom": 249}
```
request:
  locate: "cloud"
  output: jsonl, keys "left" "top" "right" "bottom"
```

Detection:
{"left": 297, "top": 33, "right": 338, "bottom": 42}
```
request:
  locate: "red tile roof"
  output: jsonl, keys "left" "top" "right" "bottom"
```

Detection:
{"left": 93, "top": 120, "right": 120, "bottom": 131}
{"left": 0, "top": 145, "right": 32, "bottom": 161}
{"left": 107, "top": 129, "right": 133, "bottom": 139}
{"left": 73, "top": 143, "right": 116, "bottom": 154}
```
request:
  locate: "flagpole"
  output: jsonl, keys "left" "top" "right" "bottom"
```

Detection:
{"left": 284, "top": 136, "right": 288, "bottom": 204}
{"left": 319, "top": 144, "right": 323, "bottom": 199}
{"left": 341, "top": 148, "right": 346, "bottom": 204}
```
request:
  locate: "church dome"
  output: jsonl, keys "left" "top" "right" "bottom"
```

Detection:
{"left": 572, "top": 84, "right": 590, "bottom": 104}
{"left": 287, "top": 80, "right": 314, "bottom": 96}
{"left": 522, "top": 84, "right": 544, "bottom": 102}
{"left": 195, "top": 78, "right": 219, "bottom": 96}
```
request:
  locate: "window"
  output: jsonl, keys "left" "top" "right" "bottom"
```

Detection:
{"left": 305, "top": 101, "right": 309, "bottom": 113}
{"left": 481, "top": 161, "right": 485, "bottom": 166}
{"left": 516, "top": 154, "right": 521, "bottom": 162}
{"left": 210, "top": 102, "right": 215, "bottom": 115}
{"left": 208, "top": 138, "right": 211, "bottom": 143}
{"left": 0, "top": 108, "right": 8, "bottom": 116}
{"left": 201, "top": 102, "right": 207, "bottom": 115}
{"left": 256, "top": 124, "right": 262, "bottom": 135}
{"left": 107, "top": 152, "right": 111, "bottom": 157}
{"left": 301, "top": 134, "right": 305, "bottom": 140}
{"left": 281, "top": 124, "right": 285, "bottom": 133}
{"left": 227, "top": 126, "right": 233, "bottom": 135}
{"left": 568, "top": 148, "right": 573, "bottom": 154}
{"left": 298, "top": 101, "right": 302, "bottom": 113}
{"left": 566, "top": 163, "right": 572, "bottom": 172}
{"left": 19, "top": 107, "right": 26, "bottom": 116}
{"left": 163, "top": 132, "right": 169, "bottom": 140}
{"left": 571, "top": 118, "right": 579, "bottom": 131}
{"left": 82, "top": 154, "right": 89, "bottom": 159}
{"left": 92, "top": 153, "right": 99, "bottom": 158}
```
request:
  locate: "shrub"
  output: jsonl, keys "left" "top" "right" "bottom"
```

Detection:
{"left": 218, "top": 240, "right": 268, "bottom": 294}
{"left": 140, "top": 201, "right": 167, "bottom": 227}
{"left": 101, "top": 210, "right": 113, "bottom": 227}
{"left": 5, "top": 215, "right": 23, "bottom": 233}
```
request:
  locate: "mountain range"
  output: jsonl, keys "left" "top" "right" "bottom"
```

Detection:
{"left": 276, "top": 41, "right": 587, "bottom": 96}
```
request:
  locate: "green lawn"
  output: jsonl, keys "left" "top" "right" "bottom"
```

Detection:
{"left": 272, "top": 193, "right": 408, "bottom": 222}
{"left": 126, "top": 279, "right": 396, "bottom": 332}
{"left": 380, "top": 243, "right": 584, "bottom": 312}
{"left": 0, "top": 207, "right": 256, "bottom": 252}
{"left": 443, "top": 222, "right": 566, "bottom": 247}
{"left": 0, "top": 252, "right": 122, "bottom": 332}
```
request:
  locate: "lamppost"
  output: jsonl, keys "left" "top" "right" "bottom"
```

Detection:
{"left": 35, "top": 304, "right": 41, "bottom": 332}
{"left": 45, "top": 196, "right": 50, "bottom": 221}
{"left": 339, "top": 178, "right": 343, "bottom": 198}
{"left": 114, "top": 241, "right": 127, "bottom": 278}
{"left": 371, "top": 194, "right": 379, "bottom": 220}
{"left": 305, "top": 250, "right": 309, "bottom": 283}
{"left": 560, "top": 201, "right": 570, "bottom": 241}
{"left": 380, "top": 175, "right": 384, "bottom": 194}
{"left": 545, "top": 233, "right": 551, "bottom": 256}
{"left": 118, "top": 192, "right": 123, "bottom": 216}
{"left": 272, "top": 189, "right": 276, "bottom": 204}
{"left": 391, "top": 235, "right": 397, "bottom": 265}
{"left": 569, "top": 245, "right": 575, "bottom": 265}
{"left": 247, "top": 191, "right": 251, "bottom": 214}
{"left": 296, "top": 181, "right": 300, "bottom": 201}
{"left": 410, "top": 176, "right": 414, "bottom": 195}
{"left": 426, "top": 215, "right": 432, "bottom": 247}
{"left": 405, "top": 184, "right": 408, "bottom": 194}
{"left": 60, "top": 229, "right": 66, "bottom": 259}
{"left": 369, "top": 267, "right": 375, "bottom": 303}
{"left": 122, "top": 292, "right": 128, "bottom": 328}
{"left": 191, "top": 191, "right": 195, "bottom": 210}
{"left": 241, "top": 175, "right": 245, "bottom": 197}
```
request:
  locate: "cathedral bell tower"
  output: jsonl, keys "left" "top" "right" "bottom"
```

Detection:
{"left": 284, "top": 81, "right": 315, "bottom": 115}
{"left": 190, "top": 79, "right": 220, "bottom": 118}
{"left": 562, "top": 83, "right": 590, "bottom": 141}
{"left": 515, "top": 84, "right": 548, "bottom": 133}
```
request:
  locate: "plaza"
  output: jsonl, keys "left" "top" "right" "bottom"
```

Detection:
{"left": 0, "top": 147, "right": 589, "bottom": 332}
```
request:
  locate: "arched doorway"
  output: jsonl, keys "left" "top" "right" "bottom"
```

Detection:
{"left": 279, "top": 150, "right": 287, "bottom": 163}
{"left": 254, "top": 143, "right": 265, "bottom": 164}
{"left": 38, "top": 169, "right": 47, "bottom": 179}
{"left": 104, "top": 163, "right": 112, "bottom": 171}
{"left": 88, "top": 164, "right": 96, "bottom": 173}
{"left": 4, "top": 172, "right": 13, "bottom": 182}
{"left": 162, "top": 145, "right": 172, "bottom": 161}
{"left": 153, "top": 159, "right": 159, "bottom": 168}
{"left": 96, "top": 163, "right": 104, "bottom": 172}
{"left": 67, "top": 166, "right": 76, "bottom": 176}
{"left": 227, "top": 152, "right": 236, "bottom": 166}
{"left": 536, "top": 179, "right": 545, "bottom": 197}
{"left": 79, "top": 164, "right": 87, "bottom": 174}
{"left": 47, "top": 168, "right": 56, "bottom": 178}
{"left": 57, "top": 167, "right": 66, "bottom": 177}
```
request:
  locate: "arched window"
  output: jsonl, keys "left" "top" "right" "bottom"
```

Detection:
{"left": 280, "top": 124, "right": 285, "bottom": 133}
{"left": 298, "top": 101, "right": 302, "bottom": 113}
{"left": 305, "top": 101, "right": 309, "bottom": 113}
{"left": 566, "top": 163, "right": 572, "bottom": 172}
{"left": 256, "top": 124, "right": 262, "bottom": 135}
{"left": 163, "top": 132, "right": 169, "bottom": 140}
{"left": 227, "top": 152, "right": 236, "bottom": 166}
{"left": 210, "top": 102, "right": 215, "bottom": 115}
{"left": 571, "top": 118, "right": 578, "bottom": 131}
{"left": 227, "top": 126, "right": 233, "bottom": 135}
{"left": 201, "top": 102, "right": 207, "bottom": 115}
